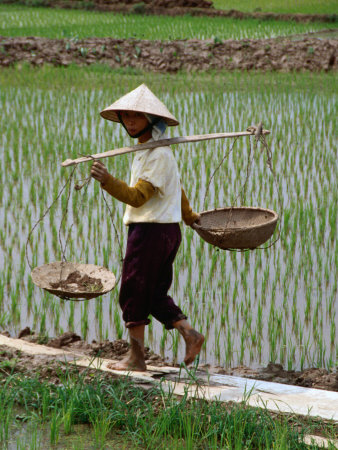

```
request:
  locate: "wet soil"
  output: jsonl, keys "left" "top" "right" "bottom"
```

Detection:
{"left": 49, "top": 270, "right": 104, "bottom": 292}
{"left": 0, "top": 36, "right": 336, "bottom": 72}
{"left": 1, "top": 330, "right": 337, "bottom": 392}
{"left": 209, "top": 363, "right": 338, "bottom": 392}
{"left": 1, "top": 0, "right": 337, "bottom": 23}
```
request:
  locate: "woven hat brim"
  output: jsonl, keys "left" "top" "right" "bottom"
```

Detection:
{"left": 100, "top": 83, "right": 179, "bottom": 126}
{"left": 100, "top": 109, "right": 179, "bottom": 127}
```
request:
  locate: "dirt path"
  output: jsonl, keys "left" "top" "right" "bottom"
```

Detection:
{"left": 2, "top": 0, "right": 337, "bottom": 23}
{"left": 0, "top": 36, "right": 336, "bottom": 72}
{"left": 1, "top": 330, "right": 337, "bottom": 392}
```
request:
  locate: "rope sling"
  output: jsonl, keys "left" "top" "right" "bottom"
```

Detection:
{"left": 27, "top": 123, "right": 281, "bottom": 300}
{"left": 195, "top": 125, "right": 282, "bottom": 252}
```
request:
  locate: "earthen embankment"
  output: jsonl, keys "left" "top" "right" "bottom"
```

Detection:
{"left": 0, "top": 36, "right": 336, "bottom": 72}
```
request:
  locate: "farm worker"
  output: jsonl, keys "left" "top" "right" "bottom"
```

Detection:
{"left": 91, "top": 84, "right": 204, "bottom": 371}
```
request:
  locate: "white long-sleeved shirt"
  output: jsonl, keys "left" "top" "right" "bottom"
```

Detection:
{"left": 123, "top": 141, "right": 182, "bottom": 225}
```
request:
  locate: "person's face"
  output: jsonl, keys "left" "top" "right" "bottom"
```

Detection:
{"left": 119, "top": 111, "right": 148, "bottom": 137}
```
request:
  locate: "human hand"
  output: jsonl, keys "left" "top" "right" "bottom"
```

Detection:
{"left": 190, "top": 214, "right": 201, "bottom": 229}
{"left": 194, "top": 214, "right": 201, "bottom": 224}
{"left": 91, "top": 161, "right": 110, "bottom": 184}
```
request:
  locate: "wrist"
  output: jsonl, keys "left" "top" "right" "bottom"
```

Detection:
{"left": 101, "top": 172, "right": 111, "bottom": 186}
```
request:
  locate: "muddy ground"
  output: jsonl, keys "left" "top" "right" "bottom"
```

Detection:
{"left": 0, "top": 35, "right": 337, "bottom": 72}
{"left": 2, "top": 0, "right": 337, "bottom": 23}
{"left": 49, "top": 270, "right": 104, "bottom": 292}
{"left": 1, "top": 330, "right": 337, "bottom": 392}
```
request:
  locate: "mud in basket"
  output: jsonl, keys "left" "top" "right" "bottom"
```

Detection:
{"left": 192, "top": 207, "right": 279, "bottom": 250}
{"left": 31, "top": 262, "right": 116, "bottom": 300}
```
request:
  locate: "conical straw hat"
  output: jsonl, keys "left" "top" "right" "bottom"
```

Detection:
{"left": 100, "top": 84, "right": 179, "bottom": 126}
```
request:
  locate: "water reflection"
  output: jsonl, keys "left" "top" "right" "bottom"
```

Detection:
{"left": 0, "top": 85, "right": 336, "bottom": 370}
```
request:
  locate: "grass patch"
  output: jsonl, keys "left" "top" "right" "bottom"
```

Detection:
{"left": 213, "top": 0, "right": 338, "bottom": 15}
{"left": 0, "top": 366, "right": 336, "bottom": 448}
{"left": 0, "top": 4, "right": 336, "bottom": 40}
{"left": 0, "top": 62, "right": 336, "bottom": 93}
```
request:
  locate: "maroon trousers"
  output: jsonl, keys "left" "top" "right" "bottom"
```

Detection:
{"left": 119, "top": 223, "right": 187, "bottom": 329}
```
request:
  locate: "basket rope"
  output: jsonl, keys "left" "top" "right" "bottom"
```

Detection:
{"left": 76, "top": 153, "right": 124, "bottom": 264}
{"left": 201, "top": 123, "right": 282, "bottom": 252}
{"left": 254, "top": 128, "right": 283, "bottom": 250}
{"left": 203, "top": 136, "right": 239, "bottom": 209}
{"left": 25, "top": 161, "right": 124, "bottom": 287}
{"left": 26, "top": 123, "right": 281, "bottom": 280}
{"left": 25, "top": 166, "right": 76, "bottom": 271}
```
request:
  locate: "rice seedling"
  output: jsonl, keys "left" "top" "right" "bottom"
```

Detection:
{"left": 113, "top": 306, "right": 123, "bottom": 340}
{"left": 0, "top": 66, "right": 337, "bottom": 370}
{"left": 0, "top": 4, "right": 337, "bottom": 41}
{"left": 0, "top": 375, "right": 18, "bottom": 444}
{"left": 68, "top": 302, "right": 75, "bottom": 330}
{"left": 80, "top": 302, "right": 89, "bottom": 340}
{"left": 213, "top": 0, "right": 337, "bottom": 14}
{"left": 2, "top": 368, "right": 334, "bottom": 449}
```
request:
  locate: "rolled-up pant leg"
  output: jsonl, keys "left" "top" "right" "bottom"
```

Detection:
{"left": 118, "top": 223, "right": 187, "bottom": 329}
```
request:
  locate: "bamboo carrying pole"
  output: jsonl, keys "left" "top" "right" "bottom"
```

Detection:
{"left": 61, "top": 129, "right": 270, "bottom": 167}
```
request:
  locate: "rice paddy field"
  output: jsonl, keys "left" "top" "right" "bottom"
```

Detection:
{"left": 3, "top": 368, "right": 337, "bottom": 449}
{"left": 1, "top": 4, "right": 337, "bottom": 41}
{"left": 0, "top": 64, "right": 336, "bottom": 371}
{"left": 213, "top": 0, "right": 338, "bottom": 15}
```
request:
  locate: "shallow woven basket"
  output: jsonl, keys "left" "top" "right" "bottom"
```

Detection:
{"left": 31, "top": 262, "right": 116, "bottom": 300}
{"left": 192, "top": 207, "right": 279, "bottom": 250}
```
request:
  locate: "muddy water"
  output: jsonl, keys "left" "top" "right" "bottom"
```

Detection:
{"left": 5, "top": 409, "right": 126, "bottom": 449}
{"left": 0, "top": 80, "right": 336, "bottom": 371}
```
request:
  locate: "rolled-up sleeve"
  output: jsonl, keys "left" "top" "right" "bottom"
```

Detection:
{"left": 101, "top": 175, "right": 156, "bottom": 208}
{"left": 181, "top": 188, "right": 199, "bottom": 226}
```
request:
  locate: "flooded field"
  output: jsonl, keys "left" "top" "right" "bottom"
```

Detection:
{"left": 0, "top": 68, "right": 336, "bottom": 371}
{"left": 1, "top": 4, "right": 337, "bottom": 40}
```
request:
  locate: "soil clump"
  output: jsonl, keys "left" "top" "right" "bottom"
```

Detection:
{"left": 1, "top": 0, "right": 336, "bottom": 23}
{"left": 49, "top": 270, "right": 104, "bottom": 292}
{"left": 1, "top": 330, "right": 337, "bottom": 392}
{"left": 0, "top": 36, "right": 336, "bottom": 72}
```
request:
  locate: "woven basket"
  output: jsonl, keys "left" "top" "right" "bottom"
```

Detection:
{"left": 192, "top": 207, "right": 279, "bottom": 250}
{"left": 31, "top": 262, "right": 116, "bottom": 300}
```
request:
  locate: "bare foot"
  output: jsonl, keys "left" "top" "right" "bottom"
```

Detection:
{"left": 183, "top": 329, "right": 205, "bottom": 365}
{"left": 107, "top": 353, "right": 147, "bottom": 372}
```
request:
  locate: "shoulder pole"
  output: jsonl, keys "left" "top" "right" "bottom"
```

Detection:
{"left": 61, "top": 128, "right": 270, "bottom": 167}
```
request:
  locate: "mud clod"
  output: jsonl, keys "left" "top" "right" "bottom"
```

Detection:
{"left": 1, "top": 36, "right": 336, "bottom": 72}
{"left": 18, "top": 326, "right": 32, "bottom": 339}
{"left": 89, "top": 339, "right": 166, "bottom": 365}
{"left": 47, "top": 331, "right": 82, "bottom": 349}
{"left": 0, "top": 332, "right": 337, "bottom": 391}
{"left": 50, "top": 270, "right": 104, "bottom": 292}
